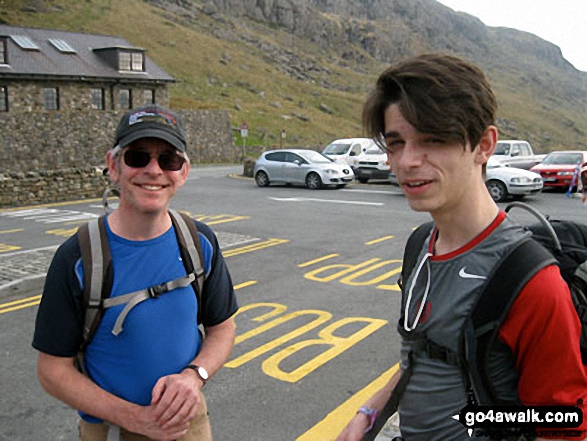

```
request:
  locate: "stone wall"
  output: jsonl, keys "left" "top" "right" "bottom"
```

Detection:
{"left": 0, "top": 167, "right": 110, "bottom": 207}
{"left": 0, "top": 108, "right": 238, "bottom": 207}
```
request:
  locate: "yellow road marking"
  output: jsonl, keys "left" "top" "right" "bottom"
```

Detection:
{"left": 296, "top": 363, "right": 400, "bottom": 441}
{"left": 0, "top": 198, "right": 102, "bottom": 212}
{"left": 0, "top": 229, "right": 24, "bottom": 234}
{"left": 365, "top": 235, "right": 395, "bottom": 245}
{"left": 224, "top": 238, "right": 289, "bottom": 257}
{"left": 0, "top": 295, "right": 42, "bottom": 314}
{"left": 46, "top": 227, "right": 79, "bottom": 238}
{"left": 234, "top": 281, "right": 258, "bottom": 290}
{"left": 0, "top": 244, "right": 21, "bottom": 253}
{"left": 0, "top": 282, "right": 257, "bottom": 315}
{"left": 297, "top": 254, "right": 339, "bottom": 268}
{"left": 179, "top": 212, "right": 251, "bottom": 226}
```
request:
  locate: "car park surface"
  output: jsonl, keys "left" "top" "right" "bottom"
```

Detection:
{"left": 530, "top": 150, "right": 587, "bottom": 191}
{"left": 254, "top": 149, "right": 354, "bottom": 189}
{"left": 3, "top": 165, "right": 586, "bottom": 441}
{"left": 485, "top": 158, "right": 543, "bottom": 202}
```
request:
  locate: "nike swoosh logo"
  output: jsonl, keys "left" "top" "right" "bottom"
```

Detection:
{"left": 459, "top": 267, "right": 487, "bottom": 280}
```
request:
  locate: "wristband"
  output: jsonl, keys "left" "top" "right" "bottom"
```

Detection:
{"left": 357, "top": 406, "right": 378, "bottom": 433}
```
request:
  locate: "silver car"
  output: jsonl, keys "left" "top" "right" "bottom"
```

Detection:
{"left": 485, "top": 158, "right": 543, "bottom": 202}
{"left": 254, "top": 149, "right": 354, "bottom": 189}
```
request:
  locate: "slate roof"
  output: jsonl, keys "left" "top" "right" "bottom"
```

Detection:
{"left": 0, "top": 25, "right": 174, "bottom": 83}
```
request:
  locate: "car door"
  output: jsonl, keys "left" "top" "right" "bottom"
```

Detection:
{"left": 283, "top": 152, "right": 308, "bottom": 184}
{"left": 264, "top": 151, "right": 287, "bottom": 181}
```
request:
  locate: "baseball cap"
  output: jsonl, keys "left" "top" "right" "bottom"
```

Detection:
{"left": 113, "top": 104, "right": 187, "bottom": 152}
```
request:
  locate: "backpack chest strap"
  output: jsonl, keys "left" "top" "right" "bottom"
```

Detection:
{"left": 401, "top": 330, "right": 466, "bottom": 368}
{"left": 102, "top": 273, "right": 196, "bottom": 336}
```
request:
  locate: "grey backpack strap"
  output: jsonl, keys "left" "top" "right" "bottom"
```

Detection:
{"left": 77, "top": 216, "right": 110, "bottom": 371}
{"left": 169, "top": 209, "right": 206, "bottom": 323}
{"left": 103, "top": 273, "right": 195, "bottom": 335}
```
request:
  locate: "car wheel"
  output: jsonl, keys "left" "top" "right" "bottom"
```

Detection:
{"left": 358, "top": 177, "right": 369, "bottom": 184}
{"left": 255, "top": 171, "right": 270, "bottom": 187}
{"left": 486, "top": 180, "right": 507, "bottom": 202}
{"left": 306, "top": 172, "right": 322, "bottom": 190}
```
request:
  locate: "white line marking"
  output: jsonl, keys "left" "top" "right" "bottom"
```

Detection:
{"left": 269, "top": 197, "right": 384, "bottom": 206}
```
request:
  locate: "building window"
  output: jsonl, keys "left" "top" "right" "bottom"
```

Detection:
{"left": 143, "top": 89, "right": 154, "bottom": 105}
{"left": 43, "top": 87, "right": 59, "bottom": 110}
{"left": 119, "top": 51, "right": 144, "bottom": 72}
{"left": 120, "top": 89, "right": 131, "bottom": 109}
{"left": 0, "top": 39, "right": 7, "bottom": 64}
{"left": 0, "top": 86, "right": 8, "bottom": 112}
{"left": 131, "top": 52, "right": 144, "bottom": 71}
{"left": 90, "top": 88, "right": 104, "bottom": 110}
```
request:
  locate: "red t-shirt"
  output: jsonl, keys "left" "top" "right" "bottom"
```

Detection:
{"left": 500, "top": 265, "right": 587, "bottom": 439}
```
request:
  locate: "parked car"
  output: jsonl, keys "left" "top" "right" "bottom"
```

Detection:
{"left": 254, "top": 149, "right": 354, "bottom": 189}
{"left": 485, "top": 158, "right": 543, "bottom": 202}
{"left": 322, "top": 138, "right": 377, "bottom": 169}
{"left": 354, "top": 145, "right": 390, "bottom": 183}
{"left": 491, "top": 140, "right": 546, "bottom": 169}
{"left": 530, "top": 151, "right": 587, "bottom": 191}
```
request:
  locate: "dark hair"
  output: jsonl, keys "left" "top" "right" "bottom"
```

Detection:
{"left": 363, "top": 53, "right": 497, "bottom": 150}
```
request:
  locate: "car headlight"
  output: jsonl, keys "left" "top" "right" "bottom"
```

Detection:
{"left": 510, "top": 177, "right": 531, "bottom": 184}
{"left": 325, "top": 169, "right": 337, "bottom": 174}
{"left": 557, "top": 171, "right": 573, "bottom": 176}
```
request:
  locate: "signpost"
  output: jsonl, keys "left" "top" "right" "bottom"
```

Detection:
{"left": 280, "top": 129, "right": 286, "bottom": 149}
{"left": 240, "top": 121, "right": 248, "bottom": 160}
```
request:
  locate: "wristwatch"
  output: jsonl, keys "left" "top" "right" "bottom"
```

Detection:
{"left": 185, "top": 364, "right": 209, "bottom": 386}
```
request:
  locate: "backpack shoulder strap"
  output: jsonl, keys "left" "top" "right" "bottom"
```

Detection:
{"left": 465, "top": 238, "right": 556, "bottom": 404}
{"left": 399, "top": 222, "right": 434, "bottom": 293}
{"left": 77, "top": 215, "right": 111, "bottom": 370}
{"left": 169, "top": 209, "right": 206, "bottom": 324}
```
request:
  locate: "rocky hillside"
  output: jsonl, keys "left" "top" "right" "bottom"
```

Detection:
{"left": 3, "top": 0, "right": 586, "bottom": 151}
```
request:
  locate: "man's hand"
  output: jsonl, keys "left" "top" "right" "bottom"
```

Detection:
{"left": 150, "top": 371, "right": 202, "bottom": 430}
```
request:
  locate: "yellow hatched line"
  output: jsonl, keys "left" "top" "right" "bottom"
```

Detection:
{"left": 233, "top": 281, "right": 258, "bottom": 290}
{"left": 223, "top": 239, "right": 289, "bottom": 257}
{"left": 0, "top": 229, "right": 24, "bottom": 234}
{"left": 298, "top": 254, "right": 339, "bottom": 268}
{"left": 207, "top": 215, "right": 251, "bottom": 226}
{"left": 0, "top": 198, "right": 102, "bottom": 212}
{"left": 0, "top": 295, "right": 42, "bottom": 314}
{"left": 296, "top": 363, "right": 400, "bottom": 441}
{"left": 0, "top": 281, "right": 258, "bottom": 315}
{"left": 365, "top": 235, "right": 395, "bottom": 245}
{"left": 0, "top": 244, "right": 22, "bottom": 253}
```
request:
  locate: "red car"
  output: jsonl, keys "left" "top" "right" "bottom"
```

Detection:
{"left": 530, "top": 151, "right": 587, "bottom": 191}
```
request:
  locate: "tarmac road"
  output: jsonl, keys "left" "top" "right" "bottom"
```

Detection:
{"left": 1, "top": 164, "right": 584, "bottom": 440}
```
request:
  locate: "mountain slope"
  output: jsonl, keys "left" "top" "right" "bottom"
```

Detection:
{"left": 2, "top": 0, "right": 586, "bottom": 152}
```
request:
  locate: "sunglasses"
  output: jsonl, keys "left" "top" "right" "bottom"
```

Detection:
{"left": 123, "top": 149, "right": 186, "bottom": 171}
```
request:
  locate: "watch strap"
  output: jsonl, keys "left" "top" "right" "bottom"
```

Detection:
{"left": 185, "top": 364, "right": 207, "bottom": 386}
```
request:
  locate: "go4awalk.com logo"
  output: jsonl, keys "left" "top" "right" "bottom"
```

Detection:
{"left": 453, "top": 404, "right": 584, "bottom": 438}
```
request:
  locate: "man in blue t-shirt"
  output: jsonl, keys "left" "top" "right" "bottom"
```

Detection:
{"left": 33, "top": 105, "right": 238, "bottom": 441}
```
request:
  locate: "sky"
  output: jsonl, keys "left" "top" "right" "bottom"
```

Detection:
{"left": 436, "top": 0, "right": 587, "bottom": 72}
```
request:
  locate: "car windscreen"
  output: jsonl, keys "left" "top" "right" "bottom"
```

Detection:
{"left": 542, "top": 153, "right": 583, "bottom": 165}
{"left": 300, "top": 150, "right": 333, "bottom": 164}
{"left": 323, "top": 143, "right": 350, "bottom": 155}
{"left": 493, "top": 142, "right": 511, "bottom": 155}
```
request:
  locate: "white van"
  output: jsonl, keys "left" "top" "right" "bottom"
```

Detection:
{"left": 322, "top": 138, "right": 377, "bottom": 169}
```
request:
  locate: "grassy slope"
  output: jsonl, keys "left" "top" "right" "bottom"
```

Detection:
{"left": 1, "top": 0, "right": 585, "bottom": 153}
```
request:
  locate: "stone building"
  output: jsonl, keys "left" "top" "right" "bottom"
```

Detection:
{"left": 0, "top": 24, "right": 173, "bottom": 112}
{"left": 0, "top": 25, "right": 237, "bottom": 206}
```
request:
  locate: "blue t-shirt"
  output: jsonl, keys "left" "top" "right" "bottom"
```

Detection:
{"left": 32, "top": 216, "right": 238, "bottom": 423}
{"left": 83, "top": 220, "right": 201, "bottom": 418}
